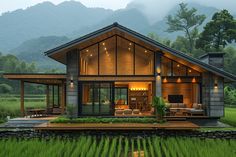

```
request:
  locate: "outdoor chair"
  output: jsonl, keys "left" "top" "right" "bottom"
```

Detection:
{"left": 25, "top": 107, "right": 34, "bottom": 118}
{"left": 132, "top": 109, "right": 140, "bottom": 114}
{"left": 115, "top": 109, "right": 124, "bottom": 115}
{"left": 124, "top": 109, "right": 132, "bottom": 115}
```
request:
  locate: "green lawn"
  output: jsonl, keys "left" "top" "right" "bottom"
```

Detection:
{"left": 0, "top": 136, "right": 235, "bottom": 157}
{"left": 0, "top": 95, "right": 46, "bottom": 122}
{"left": 220, "top": 107, "right": 236, "bottom": 127}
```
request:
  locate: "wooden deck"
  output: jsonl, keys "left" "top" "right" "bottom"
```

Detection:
{"left": 34, "top": 121, "right": 199, "bottom": 131}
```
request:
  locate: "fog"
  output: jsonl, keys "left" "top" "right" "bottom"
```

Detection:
{"left": 129, "top": 0, "right": 236, "bottom": 22}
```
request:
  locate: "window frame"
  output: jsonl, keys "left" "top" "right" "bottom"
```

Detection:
{"left": 79, "top": 35, "right": 155, "bottom": 76}
{"left": 115, "top": 87, "right": 128, "bottom": 105}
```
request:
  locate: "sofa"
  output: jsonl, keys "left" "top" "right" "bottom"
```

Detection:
{"left": 185, "top": 103, "right": 204, "bottom": 116}
{"left": 167, "top": 103, "right": 204, "bottom": 116}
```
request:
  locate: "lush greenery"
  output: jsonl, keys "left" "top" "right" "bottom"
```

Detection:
{"left": 0, "top": 136, "right": 236, "bottom": 157}
{"left": 152, "top": 96, "right": 166, "bottom": 120}
{"left": 196, "top": 10, "right": 236, "bottom": 52}
{"left": 220, "top": 107, "right": 236, "bottom": 127}
{"left": 224, "top": 86, "right": 236, "bottom": 107}
{"left": 0, "top": 95, "right": 46, "bottom": 122}
{"left": 51, "top": 117, "right": 158, "bottom": 124}
{"left": 0, "top": 53, "right": 47, "bottom": 94}
{"left": 166, "top": 3, "right": 206, "bottom": 54}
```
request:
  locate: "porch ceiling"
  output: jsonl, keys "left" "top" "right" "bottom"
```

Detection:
{"left": 3, "top": 73, "right": 66, "bottom": 85}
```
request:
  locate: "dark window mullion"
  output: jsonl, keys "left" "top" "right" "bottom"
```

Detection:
{"left": 116, "top": 35, "right": 117, "bottom": 75}
{"left": 92, "top": 83, "right": 95, "bottom": 114}
{"left": 98, "top": 43, "right": 100, "bottom": 75}
{"left": 133, "top": 43, "right": 135, "bottom": 75}
{"left": 52, "top": 85, "right": 54, "bottom": 107}
{"left": 99, "top": 83, "right": 101, "bottom": 114}
{"left": 58, "top": 85, "right": 60, "bottom": 107}
{"left": 171, "top": 60, "right": 173, "bottom": 76}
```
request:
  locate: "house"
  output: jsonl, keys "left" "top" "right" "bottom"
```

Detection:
{"left": 4, "top": 22, "right": 236, "bottom": 121}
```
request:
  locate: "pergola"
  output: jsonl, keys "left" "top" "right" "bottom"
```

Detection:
{"left": 3, "top": 73, "right": 66, "bottom": 116}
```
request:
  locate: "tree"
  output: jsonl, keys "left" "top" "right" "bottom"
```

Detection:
{"left": 196, "top": 10, "right": 236, "bottom": 52}
{"left": 0, "top": 84, "right": 13, "bottom": 93}
{"left": 147, "top": 32, "right": 171, "bottom": 47}
{"left": 166, "top": 3, "right": 206, "bottom": 53}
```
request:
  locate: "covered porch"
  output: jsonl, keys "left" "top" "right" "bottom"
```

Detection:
{"left": 3, "top": 74, "right": 66, "bottom": 117}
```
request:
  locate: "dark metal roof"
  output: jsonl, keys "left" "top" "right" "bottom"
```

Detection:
{"left": 44, "top": 22, "right": 236, "bottom": 82}
{"left": 199, "top": 52, "right": 226, "bottom": 59}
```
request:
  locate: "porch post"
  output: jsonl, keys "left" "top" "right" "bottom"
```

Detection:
{"left": 20, "top": 80, "right": 25, "bottom": 117}
{"left": 66, "top": 49, "right": 79, "bottom": 118}
{"left": 155, "top": 52, "right": 162, "bottom": 97}
{"left": 46, "top": 85, "right": 49, "bottom": 110}
{"left": 61, "top": 82, "right": 65, "bottom": 114}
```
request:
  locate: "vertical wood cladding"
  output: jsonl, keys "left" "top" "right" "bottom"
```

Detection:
{"left": 202, "top": 72, "right": 224, "bottom": 117}
{"left": 162, "top": 83, "right": 200, "bottom": 107}
{"left": 66, "top": 49, "right": 79, "bottom": 117}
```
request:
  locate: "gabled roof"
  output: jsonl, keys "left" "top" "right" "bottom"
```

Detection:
{"left": 44, "top": 22, "right": 236, "bottom": 82}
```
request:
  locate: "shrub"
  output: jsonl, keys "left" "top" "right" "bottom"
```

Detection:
{"left": 152, "top": 96, "right": 166, "bottom": 120}
{"left": 51, "top": 117, "right": 158, "bottom": 124}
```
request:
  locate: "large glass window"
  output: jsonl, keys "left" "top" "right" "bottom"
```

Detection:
{"left": 81, "top": 82, "right": 112, "bottom": 115}
{"left": 135, "top": 45, "right": 154, "bottom": 75}
{"left": 187, "top": 68, "right": 201, "bottom": 76}
{"left": 100, "top": 83, "right": 112, "bottom": 114}
{"left": 161, "top": 57, "right": 172, "bottom": 76}
{"left": 81, "top": 83, "right": 93, "bottom": 114}
{"left": 99, "top": 37, "right": 116, "bottom": 75}
{"left": 117, "top": 36, "right": 134, "bottom": 75}
{"left": 80, "top": 44, "right": 98, "bottom": 75}
{"left": 161, "top": 56, "right": 201, "bottom": 76}
{"left": 115, "top": 87, "right": 128, "bottom": 105}
{"left": 173, "top": 62, "right": 186, "bottom": 76}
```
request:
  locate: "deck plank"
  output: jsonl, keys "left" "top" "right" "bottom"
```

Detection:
{"left": 34, "top": 121, "right": 199, "bottom": 131}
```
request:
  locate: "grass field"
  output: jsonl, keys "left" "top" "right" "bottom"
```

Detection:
{"left": 0, "top": 95, "right": 46, "bottom": 122}
{"left": 220, "top": 107, "right": 236, "bottom": 127}
{"left": 0, "top": 136, "right": 235, "bottom": 157}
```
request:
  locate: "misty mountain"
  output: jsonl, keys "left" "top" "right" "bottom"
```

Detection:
{"left": 69, "top": 8, "right": 150, "bottom": 39}
{"left": 0, "top": 1, "right": 112, "bottom": 52}
{"left": 1, "top": 1, "right": 233, "bottom": 69}
{"left": 12, "top": 36, "right": 69, "bottom": 69}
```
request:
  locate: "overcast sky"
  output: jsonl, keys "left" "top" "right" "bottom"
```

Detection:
{"left": 0, "top": 0, "right": 236, "bottom": 15}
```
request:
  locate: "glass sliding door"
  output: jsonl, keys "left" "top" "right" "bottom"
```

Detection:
{"left": 81, "top": 83, "right": 93, "bottom": 114}
{"left": 100, "top": 83, "right": 112, "bottom": 114}
{"left": 80, "top": 82, "right": 113, "bottom": 115}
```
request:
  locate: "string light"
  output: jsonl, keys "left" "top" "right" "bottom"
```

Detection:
{"left": 130, "top": 88, "right": 148, "bottom": 91}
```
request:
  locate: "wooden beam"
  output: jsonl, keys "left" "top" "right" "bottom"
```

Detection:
{"left": 3, "top": 74, "right": 66, "bottom": 79}
{"left": 20, "top": 80, "right": 25, "bottom": 117}
{"left": 79, "top": 76, "right": 155, "bottom": 81}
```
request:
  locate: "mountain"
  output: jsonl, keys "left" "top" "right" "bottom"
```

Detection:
{"left": 69, "top": 8, "right": 150, "bottom": 39}
{"left": 0, "top": 1, "right": 112, "bottom": 52}
{"left": 11, "top": 36, "right": 70, "bottom": 69}
{"left": 2, "top": 1, "right": 234, "bottom": 70}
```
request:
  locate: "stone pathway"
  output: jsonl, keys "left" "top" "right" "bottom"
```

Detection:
{"left": 0, "top": 118, "right": 49, "bottom": 128}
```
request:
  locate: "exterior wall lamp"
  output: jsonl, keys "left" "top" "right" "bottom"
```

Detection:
{"left": 70, "top": 77, "right": 74, "bottom": 88}
{"left": 214, "top": 83, "right": 218, "bottom": 89}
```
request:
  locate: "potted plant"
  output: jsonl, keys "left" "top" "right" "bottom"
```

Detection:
{"left": 152, "top": 96, "right": 166, "bottom": 121}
